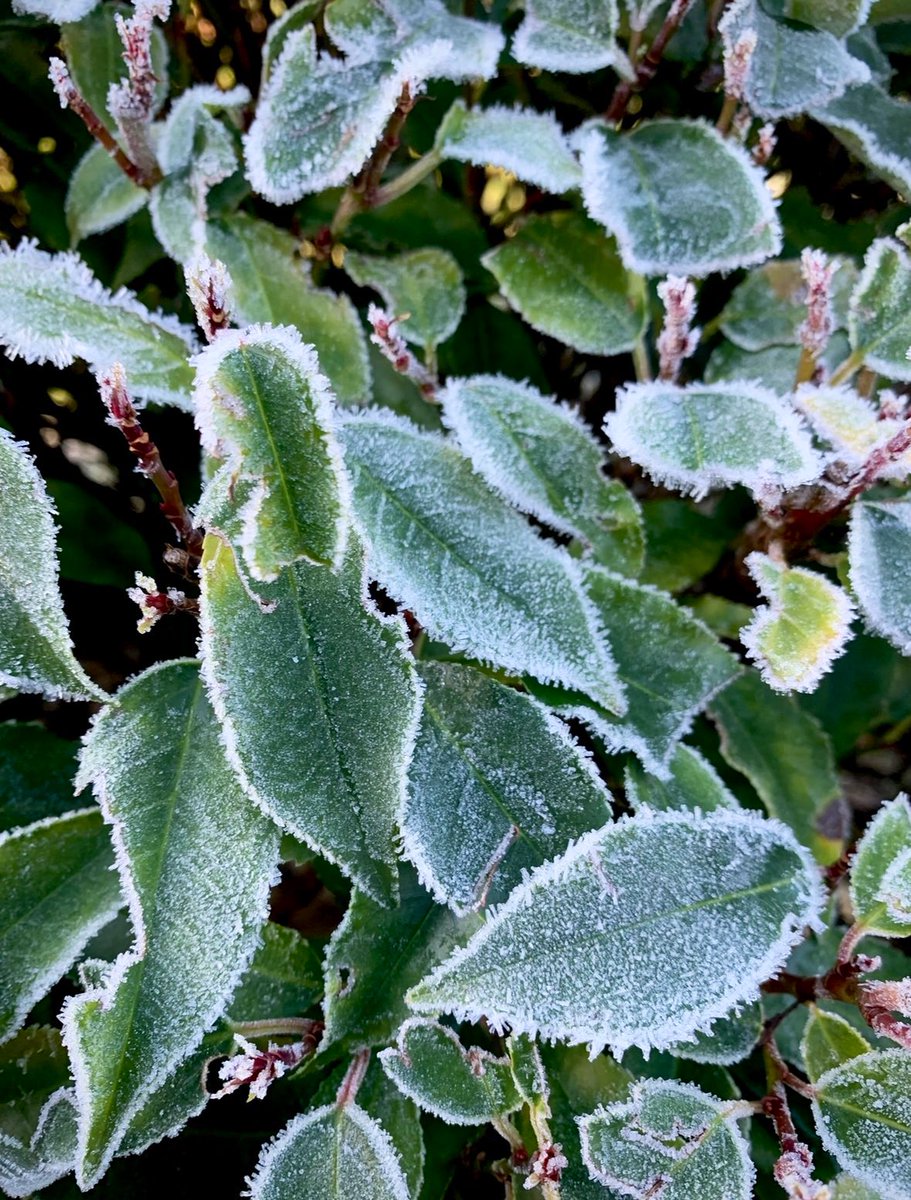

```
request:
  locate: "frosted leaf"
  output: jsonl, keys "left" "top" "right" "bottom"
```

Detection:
{"left": 574, "top": 118, "right": 782, "bottom": 277}
{"left": 66, "top": 143, "right": 148, "bottom": 244}
{"left": 435, "top": 100, "right": 581, "bottom": 194}
{"left": 407, "top": 808, "right": 824, "bottom": 1057}
{"left": 605, "top": 381, "right": 821, "bottom": 500}
{"left": 794, "top": 385, "right": 903, "bottom": 470}
{"left": 710, "top": 671, "right": 844, "bottom": 864}
{"left": 848, "top": 239, "right": 911, "bottom": 382}
{"left": 705, "top": 341, "right": 802, "bottom": 392}
{"left": 246, "top": 1103, "right": 410, "bottom": 1200}
{"left": 0, "top": 723, "right": 81, "bottom": 832}
{"left": 0, "top": 240, "right": 196, "bottom": 407}
{"left": 12, "top": 0, "right": 97, "bottom": 18}
{"left": 322, "top": 864, "right": 481, "bottom": 1051}
{"left": 148, "top": 172, "right": 199, "bottom": 264}
{"left": 667, "top": 1000, "right": 763, "bottom": 1066}
{"left": 338, "top": 411, "right": 626, "bottom": 714}
{"left": 831, "top": 1176, "right": 891, "bottom": 1200}
{"left": 812, "top": 84, "right": 911, "bottom": 198}
{"left": 206, "top": 213, "right": 370, "bottom": 408}
{"left": 512, "top": 0, "right": 628, "bottom": 75}
{"left": 720, "top": 0, "right": 869, "bottom": 120}
{"left": 625, "top": 743, "right": 740, "bottom": 814}
{"left": 507, "top": 1033, "right": 548, "bottom": 1108}
{"left": 155, "top": 83, "right": 249, "bottom": 176}
{"left": 0, "top": 809, "right": 120, "bottom": 1045}
{"left": 199, "top": 533, "right": 419, "bottom": 905}
{"left": 345, "top": 248, "right": 465, "bottom": 352}
{"left": 379, "top": 1018, "right": 523, "bottom": 1124}
{"left": 481, "top": 211, "right": 647, "bottom": 360}
{"left": 849, "top": 794, "right": 911, "bottom": 938}
{"left": 720, "top": 258, "right": 857, "bottom": 352}
{"left": 578, "top": 1079, "right": 754, "bottom": 1200}
{"left": 376, "top": 0, "right": 504, "bottom": 81}
{"left": 343, "top": 1058, "right": 425, "bottom": 1198}
{"left": 0, "top": 429, "right": 105, "bottom": 701}
{"left": 63, "top": 660, "right": 280, "bottom": 1189}
{"left": 193, "top": 323, "right": 350, "bottom": 581}
{"left": 401, "top": 661, "right": 612, "bottom": 914}
{"left": 773, "top": 0, "right": 873, "bottom": 36}
{"left": 741, "top": 553, "right": 855, "bottom": 695}
{"left": 849, "top": 499, "right": 911, "bottom": 655}
{"left": 440, "top": 373, "right": 644, "bottom": 574}
{"left": 812, "top": 1050, "right": 911, "bottom": 1200}
{"left": 802, "top": 1008, "right": 871, "bottom": 1082}
{"left": 323, "top": 0, "right": 398, "bottom": 62}
{"left": 529, "top": 566, "right": 739, "bottom": 778}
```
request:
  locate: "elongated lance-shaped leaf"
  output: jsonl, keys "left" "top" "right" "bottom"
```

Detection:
{"left": 741, "top": 553, "right": 855, "bottom": 694}
{"left": 193, "top": 323, "right": 351, "bottom": 581}
{"left": 199, "top": 532, "right": 419, "bottom": 905}
{"left": 848, "top": 239, "right": 911, "bottom": 381}
{"left": 62, "top": 660, "right": 280, "bottom": 1189}
{"left": 512, "top": 0, "right": 627, "bottom": 74}
{"left": 0, "top": 808, "right": 120, "bottom": 1045}
{"left": 379, "top": 1018, "right": 523, "bottom": 1124}
{"left": 435, "top": 100, "right": 581, "bottom": 194}
{"left": 578, "top": 1079, "right": 754, "bottom": 1200}
{"left": 625, "top": 743, "right": 739, "bottom": 814}
{"left": 849, "top": 499, "right": 911, "bottom": 655}
{"left": 850, "top": 794, "right": 911, "bottom": 937}
{"left": 0, "top": 429, "right": 105, "bottom": 702}
{"left": 720, "top": 258, "right": 857, "bottom": 352}
{"left": 247, "top": 1102, "right": 410, "bottom": 1200}
{"left": 345, "top": 248, "right": 465, "bottom": 352}
{"left": 605, "top": 381, "right": 821, "bottom": 500}
{"left": 813, "top": 84, "right": 911, "bottom": 198}
{"left": 481, "top": 210, "right": 647, "bottom": 360}
{"left": 802, "top": 1007, "right": 871, "bottom": 1082}
{"left": 812, "top": 1050, "right": 911, "bottom": 1200}
{"left": 441, "top": 373, "right": 645, "bottom": 574}
{"left": 574, "top": 118, "right": 781, "bottom": 276}
{"left": 401, "top": 661, "right": 612, "bottom": 914}
{"left": 709, "top": 670, "right": 845, "bottom": 864}
{"left": 407, "top": 808, "right": 824, "bottom": 1057}
{"left": 338, "top": 411, "right": 626, "bottom": 715}
{"left": 66, "top": 143, "right": 148, "bottom": 245}
{"left": 0, "top": 241, "right": 196, "bottom": 408}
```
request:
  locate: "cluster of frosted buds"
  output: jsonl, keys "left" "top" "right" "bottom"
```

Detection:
{"left": 367, "top": 303, "right": 436, "bottom": 398}
{"left": 524, "top": 1143, "right": 568, "bottom": 1191}
{"left": 798, "top": 249, "right": 836, "bottom": 363}
{"left": 127, "top": 573, "right": 191, "bottom": 634}
{"left": 657, "top": 275, "right": 699, "bottom": 382}
{"left": 187, "top": 254, "right": 233, "bottom": 342}
{"left": 753, "top": 122, "right": 777, "bottom": 167}
{"left": 48, "top": 57, "right": 78, "bottom": 111}
{"left": 774, "top": 1142, "right": 831, "bottom": 1200}
{"left": 724, "top": 29, "right": 757, "bottom": 103}
{"left": 214, "top": 1035, "right": 309, "bottom": 1101}
{"left": 106, "top": 0, "right": 171, "bottom": 177}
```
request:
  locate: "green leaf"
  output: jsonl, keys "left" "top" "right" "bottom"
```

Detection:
{"left": 440, "top": 373, "right": 644, "bottom": 573}
{"left": 62, "top": 660, "right": 280, "bottom": 1189}
{"left": 407, "top": 808, "right": 823, "bottom": 1056}
{"left": 379, "top": 1018, "right": 523, "bottom": 1124}
{"left": 579, "top": 1078, "right": 754, "bottom": 1200}
{"left": 512, "top": 0, "right": 626, "bottom": 74}
{"left": 435, "top": 100, "right": 581, "bottom": 194}
{"left": 705, "top": 340, "right": 805, "bottom": 393}
{"left": 338, "top": 412, "right": 626, "bottom": 714}
{"left": 574, "top": 118, "right": 781, "bottom": 276}
{"left": 640, "top": 498, "right": 732, "bottom": 594}
{"left": 148, "top": 172, "right": 198, "bottom": 264}
{"left": 605, "top": 381, "right": 821, "bottom": 499}
{"left": 155, "top": 83, "right": 248, "bottom": 177}
{"left": 194, "top": 324, "right": 350, "bottom": 581}
{"left": 66, "top": 144, "right": 147, "bottom": 245}
{"left": 831, "top": 1175, "right": 891, "bottom": 1200}
{"left": 719, "top": 258, "right": 857, "bottom": 352}
{"left": 813, "top": 84, "right": 911, "bottom": 197}
{"left": 46, "top": 479, "right": 153, "bottom": 588}
{"left": 0, "top": 241, "right": 196, "bottom": 408}
{"left": 227, "top": 922, "right": 323, "bottom": 1022}
{"left": 0, "top": 430, "right": 105, "bottom": 702}
{"left": 0, "top": 808, "right": 120, "bottom": 1045}
{"left": 206, "top": 213, "right": 371, "bottom": 408}
{"left": 813, "top": 1050, "right": 911, "bottom": 1199}
{"left": 849, "top": 239, "right": 911, "bottom": 381}
{"left": 849, "top": 499, "right": 911, "bottom": 655}
{"left": 625, "top": 743, "right": 739, "bottom": 814}
{"left": 482, "top": 210, "right": 646, "bottom": 358}
{"left": 199, "top": 533, "right": 418, "bottom": 905}
{"left": 345, "top": 247, "right": 465, "bottom": 351}
{"left": 709, "top": 670, "right": 844, "bottom": 864}
{"left": 850, "top": 795, "right": 911, "bottom": 937}
{"left": 795, "top": 384, "right": 907, "bottom": 470}
{"left": 247, "top": 1102, "right": 410, "bottom": 1200}
{"left": 323, "top": 865, "right": 480, "bottom": 1052}
{"left": 802, "top": 1007, "right": 871, "bottom": 1082}
{"left": 769, "top": 0, "right": 873, "bottom": 36}
{"left": 741, "top": 553, "right": 855, "bottom": 694}
{"left": 668, "top": 1001, "right": 763, "bottom": 1067}
{"left": 401, "top": 661, "right": 612, "bottom": 914}
{"left": 0, "top": 723, "right": 79, "bottom": 832}
{"left": 13, "top": 0, "right": 97, "bottom": 19}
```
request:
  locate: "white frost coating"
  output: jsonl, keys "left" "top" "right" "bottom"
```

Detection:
{"left": 156, "top": 83, "right": 250, "bottom": 176}
{"left": 605, "top": 381, "right": 822, "bottom": 500}
{"left": 812, "top": 84, "right": 911, "bottom": 200}
{"left": 407, "top": 807, "right": 825, "bottom": 1058}
{"left": 11, "top": 0, "right": 96, "bottom": 18}
{"left": 793, "top": 385, "right": 898, "bottom": 469}
{"left": 848, "top": 499, "right": 911, "bottom": 655}
{"left": 66, "top": 144, "right": 149, "bottom": 244}
{"left": 849, "top": 238, "right": 911, "bottom": 383}
{"left": 878, "top": 847, "right": 911, "bottom": 927}
{"left": 513, "top": 0, "right": 629, "bottom": 75}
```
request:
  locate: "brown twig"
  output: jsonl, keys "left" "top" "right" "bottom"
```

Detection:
{"left": 606, "top": 0, "right": 696, "bottom": 121}
{"left": 330, "top": 83, "right": 415, "bottom": 237}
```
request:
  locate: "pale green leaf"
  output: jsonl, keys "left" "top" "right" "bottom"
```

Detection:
{"left": 345, "top": 248, "right": 465, "bottom": 351}
{"left": 155, "top": 83, "right": 249, "bottom": 177}
{"left": 769, "top": 0, "right": 873, "bottom": 35}
{"left": 507, "top": 1033, "right": 548, "bottom": 1107}
{"left": 0, "top": 430, "right": 105, "bottom": 702}
{"left": 407, "top": 808, "right": 824, "bottom": 1056}
{"left": 579, "top": 1079, "right": 754, "bottom": 1200}
{"left": 849, "top": 238, "right": 911, "bottom": 381}
{"left": 0, "top": 1027, "right": 77, "bottom": 1199}
{"left": 850, "top": 499, "right": 911, "bottom": 657}
{"left": 62, "top": 660, "right": 280, "bottom": 1189}
{"left": 813, "top": 84, "right": 911, "bottom": 198}
{"left": 0, "top": 723, "right": 80, "bottom": 832}
{"left": 802, "top": 1007, "right": 871, "bottom": 1082}
{"left": 512, "top": 0, "right": 628, "bottom": 74}
{"left": 440, "top": 373, "right": 644, "bottom": 573}
{"left": 795, "top": 384, "right": 910, "bottom": 470}
{"left": 194, "top": 323, "right": 350, "bottom": 581}
{"left": 401, "top": 661, "right": 612, "bottom": 914}
{"left": 199, "top": 533, "right": 419, "bottom": 905}
{"left": 66, "top": 144, "right": 147, "bottom": 245}
{"left": 850, "top": 794, "right": 911, "bottom": 937}
{"left": 574, "top": 118, "right": 782, "bottom": 276}
{"left": 831, "top": 1175, "right": 891, "bottom": 1200}
{"left": 0, "top": 241, "right": 196, "bottom": 408}
{"left": 720, "top": 258, "right": 857, "bottom": 352}
{"left": 148, "top": 172, "right": 198, "bottom": 264}
{"left": 338, "top": 411, "right": 626, "bottom": 714}
{"left": 625, "top": 743, "right": 739, "bottom": 814}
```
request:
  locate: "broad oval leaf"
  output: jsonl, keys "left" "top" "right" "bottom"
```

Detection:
{"left": 802, "top": 1007, "right": 871, "bottom": 1081}
{"left": 719, "top": 258, "right": 856, "bottom": 352}
{"left": 605, "top": 381, "right": 821, "bottom": 499}
{"left": 849, "top": 794, "right": 911, "bottom": 937}
{"left": 574, "top": 118, "right": 782, "bottom": 276}
{"left": 625, "top": 743, "right": 739, "bottom": 814}
{"left": 849, "top": 499, "right": 911, "bottom": 655}
{"left": 849, "top": 239, "right": 911, "bottom": 382}
{"left": 62, "top": 660, "right": 280, "bottom": 1189}
{"left": 345, "top": 247, "right": 466, "bottom": 351}
{"left": 407, "top": 808, "right": 824, "bottom": 1056}
{"left": 512, "top": 0, "right": 627, "bottom": 74}
{"left": 193, "top": 323, "right": 351, "bottom": 581}
{"left": 813, "top": 84, "right": 911, "bottom": 198}
{"left": 338, "top": 411, "right": 626, "bottom": 714}
{"left": 401, "top": 661, "right": 612, "bottom": 914}
{"left": 66, "top": 144, "right": 147, "bottom": 245}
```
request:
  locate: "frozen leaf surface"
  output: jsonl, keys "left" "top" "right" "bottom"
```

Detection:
{"left": 795, "top": 385, "right": 905, "bottom": 469}
{"left": 848, "top": 239, "right": 911, "bottom": 381}
{"left": 667, "top": 1001, "right": 763, "bottom": 1066}
{"left": 775, "top": 0, "right": 873, "bottom": 36}
{"left": 407, "top": 808, "right": 824, "bottom": 1056}
{"left": 512, "top": 0, "right": 626, "bottom": 74}
{"left": 66, "top": 144, "right": 147, "bottom": 244}
{"left": 849, "top": 499, "right": 911, "bottom": 655}
{"left": 625, "top": 743, "right": 739, "bottom": 814}
{"left": 155, "top": 83, "right": 249, "bottom": 176}
{"left": 720, "top": 258, "right": 856, "bottom": 352}
{"left": 338, "top": 412, "right": 626, "bottom": 714}
{"left": 802, "top": 1008, "right": 871, "bottom": 1081}
{"left": 401, "top": 661, "right": 612, "bottom": 914}
{"left": 63, "top": 660, "right": 279, "bottom": 1188}
{"left": 813, "top": 84, "right": 911, "bottom": 198}
{"left": 345, "top": 248, "right": 465, "bottom": 352}
{"left": 850, "top": 794, "right": 911, "bottom": 937}
{"left": 575, "top": 118, "right": 781, "bottom": 276}
{"left": 13, "top": 0, "right": 97, "bottom": 18}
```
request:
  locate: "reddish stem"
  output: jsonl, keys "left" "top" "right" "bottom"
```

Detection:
{"left": 606, "top": 0, "right": 696, "bottom": 121}
{"left": 337, "top": 1049, "right": 371, "bottom": 1108}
